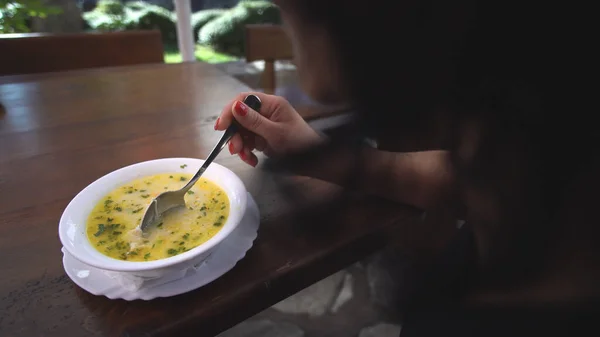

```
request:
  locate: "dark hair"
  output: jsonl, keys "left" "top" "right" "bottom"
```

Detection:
{"left": 281, "top": 0, "right": 595, "bottom": 195}
{"left": 275, "top": 0, "right": 598, "bottom": 275}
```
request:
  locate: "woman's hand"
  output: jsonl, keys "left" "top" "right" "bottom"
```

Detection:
{"left": 215, "top": 92, "right": 322, "bottom": 166}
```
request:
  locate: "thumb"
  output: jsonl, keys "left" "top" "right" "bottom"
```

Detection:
{"left": 231, "top": 100, "right": 276, "bottom": 138}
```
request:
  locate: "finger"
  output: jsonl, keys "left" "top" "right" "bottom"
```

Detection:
{"left": 215, "top": 92, "right": 283, "bottom": 131}
{"left": 254, "top": 136, "right": 267, "bottom": 152}
{"left": 215, "top": 92, "right": 248, "bottom": 131}
{"left": 241, "top": 132, "right": 256, "bottom": 151}
{"left": 228, "top": 133, "right": 243, "bottom": 155}
{"left": 231, "top": 100, "right": 277, "bottom": 137}
{"left": 247, "top": 151, "right": 259, "bottom": 167}
{"left": 239, "top": 148, "right": 258, "bottom": 167}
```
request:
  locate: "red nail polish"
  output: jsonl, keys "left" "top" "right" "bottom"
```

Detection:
{"left": 239, "top": 151, "right": 246, "bottom": 160}
{"left": 228, "top": 141, "right": 234, "bottom": 154}
{"left": 214, "top": 117, "right": 220, "bottom": 130}
{"left": 234, "top": 101, "right": 247, "bottom": 116}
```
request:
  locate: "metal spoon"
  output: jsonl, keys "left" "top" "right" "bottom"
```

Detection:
{"left": 139, "top": 94, "right": 262, "bottom": 232}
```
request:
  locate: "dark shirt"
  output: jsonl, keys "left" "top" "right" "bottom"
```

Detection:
{"left": 400, "top": 225, "right": 600, "bottom": 337}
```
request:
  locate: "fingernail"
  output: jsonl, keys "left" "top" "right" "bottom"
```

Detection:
{"left": 214, "top": 117, "right": 220, "bottom": 130}
{"left": 233, "top": 101, "right": 248, "bottom": 116}
{"left": 228, "top": 141, "right": 234, "bottom": 155}
{"left": 239, "top": 151, "right": 246, "bottom": 160}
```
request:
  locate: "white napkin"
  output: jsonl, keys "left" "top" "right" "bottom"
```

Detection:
{"left": 99, "top": 257, "right": 210, "bottom": 292}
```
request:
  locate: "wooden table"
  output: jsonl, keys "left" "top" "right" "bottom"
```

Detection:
{"left": 0, "top": 62, "right": 420, "bottom": 337}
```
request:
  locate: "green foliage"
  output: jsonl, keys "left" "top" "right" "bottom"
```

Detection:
{"left": 191, "top": 8, "right": 224, "bottom": 42}
{"left": 124, "top": 1, "right": 146, "bottom": 11}
{"left": 95, "top": 0, "right": 124, "bottom": 15}
{"left": 164, "top": 44, "right": 238, "bottom": 64}
{"left": 83, "top": 7, "right": 125, "bottom": 31}
{"left": 198, "top": 0, "right": 281, "bottom": 56}
{"left": 129, "top": 4, "right": 175, "bottom": 43}
{"left": 83, "top": 1, "right": 176, "bottom": 44}
{"left": 0, "top": 0, "right": 62, "bottom": 33}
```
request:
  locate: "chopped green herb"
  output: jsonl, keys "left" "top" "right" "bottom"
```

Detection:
{"left": 106, "top": 217, "right": 113, "bottom": 222}
{"left": 189, "top": 207, "right": 193, "bottom": 210}
{"left": 180, "top": 176, "right": 186, "bottom": 181}
{"left": 144, "top": 253, "right": 151, "bottom": 260}
{"left": 94, "top": 216, "right": 103, "bottom": 220}
{"left": 169, "top": 175, "right": 173, "bottom": 178}
{"left": 221, "top": 206, "right": 226, "bottom": 210}
{"left": 141, "top": 194, "right": 150, "bottom": 198}
{"left": 180, "top": 164, "right": 188, "bottom": 169}
{"left": 104, "top": 199, "right": 113, "bottom": 206}
{"left": 157, "top": 222, "right": 163, "bottom": 228}
{"left": 126, "top": 190, "right": 134, "bottom": 194}
{"left": 183, "top": 233, "right": 190, "bottom": 240}
{"left": 213, "top": 222, "right": 222, "bottom": 227}
{"left": 132, "top": 207, "right": 144, "bottom": 213}
{"left": 200, "top": 206, "right": 207, "bottom": 211}
{"left": 112, "top": 231, "right": 122, "bottom": 235}
{"left": 187, "top": 190, "right": 195, "bottom": 195}
{"left": 140, "top": 189, "right": 147, "bottom": 193}
{"left": 128, "top": 251, "right": 138, "bottom": 256}
{"left": 114, "top": 206, "right": 123, "bottom": 212}
{"left": 167, "top": 248, "right": 178, "bottom": 255}
{"left": 94, "top": 224, "right": 106, "bottom": 236}
{"left": 179, "top": 241, "right": 185, "bottom": 245}
{"left": 97, "top": 240, "right": 106, "bottom": 246}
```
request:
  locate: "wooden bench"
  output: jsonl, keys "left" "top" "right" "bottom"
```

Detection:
{"left": 0, "top": 30, "right": 164, "bottom": 76}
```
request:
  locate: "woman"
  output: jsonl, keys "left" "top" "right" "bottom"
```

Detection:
{"left": 216, "top": 1, "right": 598, "bottom": 336}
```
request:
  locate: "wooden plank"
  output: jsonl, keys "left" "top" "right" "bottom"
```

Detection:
{"left": 0, "top": 31, "right": 164, "bottom": 76}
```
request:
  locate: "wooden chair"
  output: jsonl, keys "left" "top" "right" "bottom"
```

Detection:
{"left": 0, "top": 30, "right": 164, "bottom": 77}
{"left": 244, "top": 24, "right": 294, "bottom": 94}
{"left": 244, "top": 24, "right": 347, "bottom": 121}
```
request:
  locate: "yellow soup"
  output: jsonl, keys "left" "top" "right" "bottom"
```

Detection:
{"left": 86, "top": 173, "right": 229, "bottom": 262}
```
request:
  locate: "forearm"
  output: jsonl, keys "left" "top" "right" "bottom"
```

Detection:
{"left": 298, "top": 146, "right": 455, "bottom": 211}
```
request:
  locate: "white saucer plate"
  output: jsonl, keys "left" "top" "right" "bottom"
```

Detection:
{"left": 62, "top": 193, "right": 260, "bottom": 301}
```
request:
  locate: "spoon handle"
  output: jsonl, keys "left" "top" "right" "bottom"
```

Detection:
{"left": 182, "top": 94, "right": 262, "bottom": 191}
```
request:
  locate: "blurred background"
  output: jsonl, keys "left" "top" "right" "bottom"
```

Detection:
{"left": 0, "top": 0, "right": 304, "bottom": 94}
{"left": 1, "top": 0, "right": 282, "bottom": 63}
